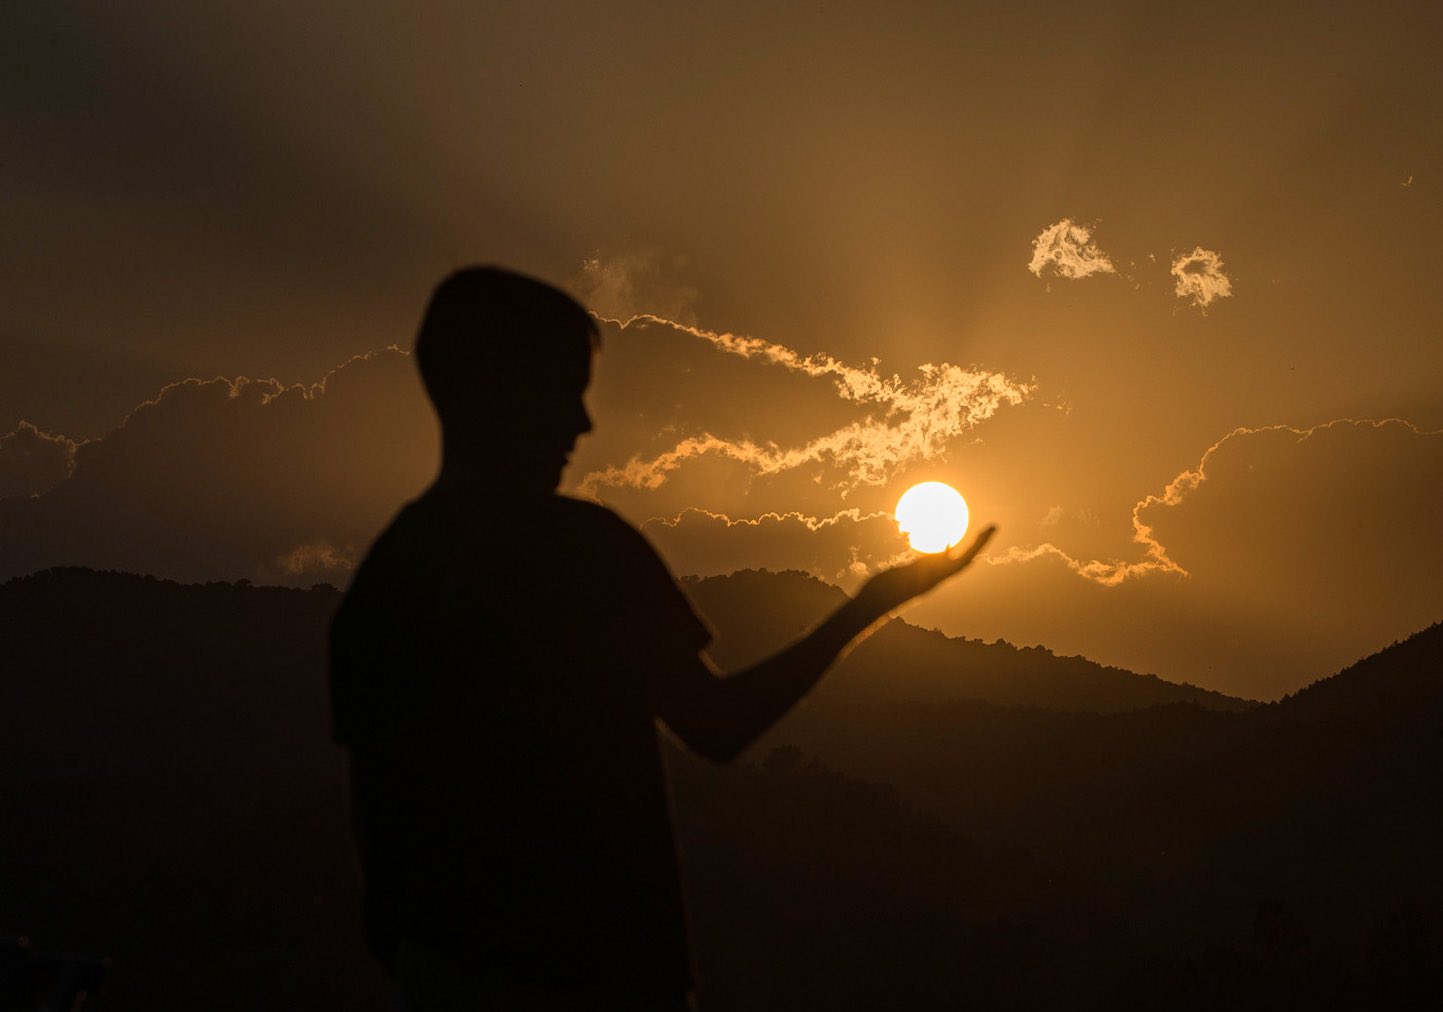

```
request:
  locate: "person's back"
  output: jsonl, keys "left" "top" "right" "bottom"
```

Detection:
{"left": 330, "top": 267, "right": 994, "bottom": 1010}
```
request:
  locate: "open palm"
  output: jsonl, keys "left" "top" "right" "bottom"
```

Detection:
{"left": 853, "top": 524, "right": 997, "bottom": 620}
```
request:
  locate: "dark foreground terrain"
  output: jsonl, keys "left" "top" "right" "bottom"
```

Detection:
{"left": 2, "top": 567, "right": 1440, "bottom": 1009}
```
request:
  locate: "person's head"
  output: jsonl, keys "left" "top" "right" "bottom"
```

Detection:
{"left": 415, "top": 266, "right": 599, "bottom": 491}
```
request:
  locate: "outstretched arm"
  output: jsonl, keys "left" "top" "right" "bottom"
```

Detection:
{"left": 660, "top": 525, "right": 996, "bottom": 762}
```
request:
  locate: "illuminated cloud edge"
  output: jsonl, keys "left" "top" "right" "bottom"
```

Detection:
{"left": 1000, "top": 418, "right": 1441, "bottom": 586}
{"left": 580, "top": 314, "right": 1032, "bottom": 496}
{"left": 0, "top": 422, "right": 80, "bottom": 499}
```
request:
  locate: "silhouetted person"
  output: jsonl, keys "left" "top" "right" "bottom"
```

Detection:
{"left": 329, "top": 267, "right": 994, "bottom": 1011}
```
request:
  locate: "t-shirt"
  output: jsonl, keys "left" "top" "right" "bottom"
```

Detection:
{"left": 330, "top": 489, "right": 712, "bottom": 999}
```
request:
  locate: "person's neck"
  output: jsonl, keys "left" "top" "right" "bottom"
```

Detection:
{"left": 432, "top": 451, "right": 556, "bottom": 499}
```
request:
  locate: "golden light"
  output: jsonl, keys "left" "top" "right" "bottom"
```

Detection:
{"left": 895, "top": 481, "right": 970, "bottom": 554}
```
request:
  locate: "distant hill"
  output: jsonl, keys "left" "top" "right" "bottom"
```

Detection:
{"left": 718, "top": 609, "right": 1443, "bottom": 1010}
{"left": 686, "top": 568, "right": 1253, "bottom": 713}
{"left": 1269, "top": 620, "right": 1443, "bottom": 728}
{"left": 744, "top": 599, "right": 1441, "bottom": 862}
{"left": 0, "top": 565, "right": 1251, "bottom": 786}
{"left": 2, "top": 566, "right": 1440, "bottom": 1010}
{"left": 0, "top": 567, "right": 343, "bottom": 784}
{"left": 0, "top": 568, "right": 373, "bottom": 1009}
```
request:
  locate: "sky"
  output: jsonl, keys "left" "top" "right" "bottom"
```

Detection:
{"left": 3, "top": 1, "right": 1441, "bottom": 699}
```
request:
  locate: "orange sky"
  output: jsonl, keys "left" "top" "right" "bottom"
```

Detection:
{"left": 2, "top": 1, "right": 1441, "bottom": 698}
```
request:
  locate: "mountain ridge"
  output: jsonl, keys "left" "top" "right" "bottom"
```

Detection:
{"left": 684, "top": 567, "right": 1255, "bottom": 712}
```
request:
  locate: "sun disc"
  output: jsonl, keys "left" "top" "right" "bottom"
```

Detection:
{"left": 895, "top": 481, "right": 970, "bottom": 554}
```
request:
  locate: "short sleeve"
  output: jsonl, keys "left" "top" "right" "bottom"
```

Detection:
{"left": 565, "top": 499, "right": 712, "bottom": 668}
{"left": 618, "top": 523, "right": 713, "bottom": 658}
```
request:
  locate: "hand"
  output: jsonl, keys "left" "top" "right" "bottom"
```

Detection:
{"left": 852, "top": 524, "right": 997, "bottom": 621}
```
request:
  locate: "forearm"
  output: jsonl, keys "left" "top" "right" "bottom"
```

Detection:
{"left": 666, "top": 525, "right": 996, "bottom": 763}
{"left": 670, "top": 597, "right": 887, "bottom": 762}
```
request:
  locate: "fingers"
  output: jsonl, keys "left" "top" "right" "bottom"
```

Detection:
{"left": 904, "top": 524, "right": 997, "bottom": 589}
{"left": 939, "top": 524, "right": 996, "bottom": 575}
{"left": 863, "top": 524, "right": 998, "bottom": 612}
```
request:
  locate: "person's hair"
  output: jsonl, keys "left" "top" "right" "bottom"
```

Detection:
{"left": 414, "top": 266, "right": 599, "bottom": 419}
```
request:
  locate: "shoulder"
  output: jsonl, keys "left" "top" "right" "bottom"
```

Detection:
{"left": 550, "top": 496, "right": 659, "bottom": 558}
{"left": 337, "top": 498, "right": 455, "bottom": 613}
{"left": 550, "top": 494, "right": 632, "bottom": 530}
{"left": 367, "top": 496, "right": 453, "bottom": 553}
{"left": 553, "top": 496, "right": 710, "bottom": 644}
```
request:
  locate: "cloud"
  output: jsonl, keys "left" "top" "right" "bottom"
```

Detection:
{"left": 909, "top": 417, "right": 1443, "bottom": 697}
{"left": 993, "top": 418, "right": 1442, "bottom": 588}
{"left": 1028, "top": 219, "right": 1116, "bottom": 280}
{"left": 574, "top": 250, "right": 701, "bottom": 325}
{"left": 0, "top": 350, "right": 437, "bottom": 586}
{"left": 579, "top": 315, "right": 1031, "bottom": 496}
{"left": 0, "top": 423, "right": 78, "bottom": 499}
{"left": 1170, "top": 247, "right": 1232, "bottom": 310}
{"left": 0, "top": 335, "right": 183, "bottom": 439}
{"left": 637, "top": 416, "right": 1443, "bottom": 697}
{"left": 1129, "top": 418, "right": 1442, "bottom": 595}
{"left": 0, "top": 313, "right": 1028, "bottom": 588}
{"left": 657, "top": 418, "right": 1443, "bottom": 607}
{"left": 275, "top": 541, "right": 358, "bottom": 580}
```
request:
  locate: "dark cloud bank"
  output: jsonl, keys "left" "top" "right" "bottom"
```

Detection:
{"left": 0, "top": 349, "right": 436, "bottom": 585}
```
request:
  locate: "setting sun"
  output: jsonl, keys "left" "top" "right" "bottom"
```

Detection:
{"left": 895, "top": 481, "right": 970, "bottom": 554}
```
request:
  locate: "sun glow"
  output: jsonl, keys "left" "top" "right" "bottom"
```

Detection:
{"left": 895, "top": 482, "right": 970, "bottom": 554}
